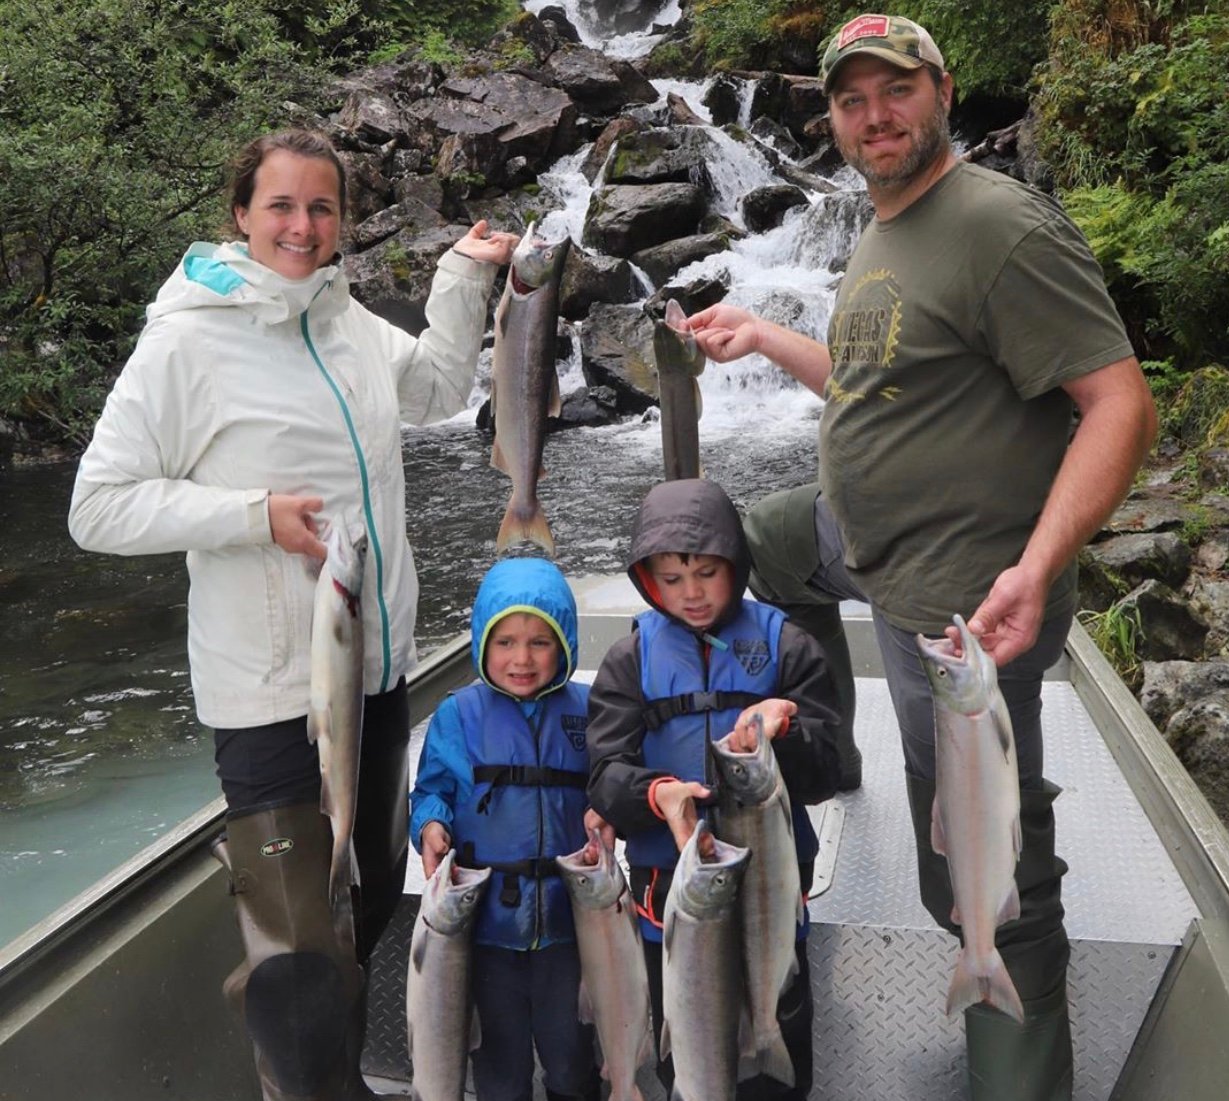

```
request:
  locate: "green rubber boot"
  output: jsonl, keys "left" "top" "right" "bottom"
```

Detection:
{"left": 744, "top": 484, "right": 861, "bottom": 790}
{"left": 905, "top": 773, "right": 1073, "bottom": 1101}
{"left": 214, "top": 803, "right": 372, "bottom": 1101}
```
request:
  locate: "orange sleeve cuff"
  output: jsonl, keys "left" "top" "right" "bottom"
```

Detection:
{"left": 647, "top": 776, "right": 678, "bottom": 821}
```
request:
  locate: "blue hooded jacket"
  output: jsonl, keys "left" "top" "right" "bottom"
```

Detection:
{"left": 410, "top": 557, "right": 590, "bottom": 950}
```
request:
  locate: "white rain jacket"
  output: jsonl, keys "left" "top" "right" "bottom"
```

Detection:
{"left": 68, "top": 241, "right": 496, "bottom": 728}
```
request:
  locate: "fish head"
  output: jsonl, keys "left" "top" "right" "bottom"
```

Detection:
{"left": 321, "top": 517, "right": 367, "bottom": 599}
{"left": 556, "top": 827, "right": 624, "bottom": 911}
{"left": 915, "top": 615, "right": 999, "bottom": 716}
{"left": 508, "top": 221, "right": 572, "bottom": 295}
{"left": 421, "top": 849, "right": 492, "bottom": 935}
{"left": 653, "top": 297, "right": 705, "bottom": 379}
{"left": 710, "top": 713, "right": 779, "bottom": 806}
{"left": 672, "top": 820, "right": 749, "bottom": 918}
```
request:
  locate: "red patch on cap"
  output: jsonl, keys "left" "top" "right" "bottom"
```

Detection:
{"left": 839, "top": 15, "right": 890, "bottom": 49}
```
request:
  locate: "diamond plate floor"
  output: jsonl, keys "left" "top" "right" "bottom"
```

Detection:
{"left": 369, "top": 621, "right": 1198, "bottom": 1099}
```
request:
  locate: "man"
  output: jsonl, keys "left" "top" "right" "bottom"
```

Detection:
{"left": 688, "top": 13, "right": 1157, "bottom": 1101}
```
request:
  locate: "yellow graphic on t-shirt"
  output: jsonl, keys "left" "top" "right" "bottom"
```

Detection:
{"left": 828, "top": 268, "right": 902, "bottom": 405}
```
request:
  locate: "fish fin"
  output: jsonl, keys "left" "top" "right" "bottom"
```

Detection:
{"left": 998, "top": 880, "right": 1021, "bottom": 925}
{"left": 757, "top": 1026, "right": 796, "bottom": 1088}
{"left": 490, "top": 436, "right": 511, "bottom": 476}
{"left": 1012, "top": 814, "right": 1023, "bottom": 860}
{"left": 349, "top": 837, "right": 361, "bottom": 888}
{"left": 468, "top": 1006, "right": 483, "bottom": 1052}
{"left": 577, "top": 979, "right": 595, "bottom": 1025}
{"left": 496, "top": 500, "right": 555, "bottom": 557}
{"left": 993, "top": 708, "right": 1014, "bottom": 761}
{"left": 795, "top": 891, "right": 806, "bottom": 927}
{"left": 692, "top": 378, "right": 703, "bottom": 419}
{"left": 930, "top": 801, "right": 947, "bottom": 857}
{"left": 307, "top": 707, "right": 328, "bottom": 747}
{"left": 659, "top": 1017, "right": 671, "bottom": 1060}
{"left": 548, "top": 371, "right": 562, "bottom": 419}
{"left": 946, "top": 948, "right": 1025, "bottom": 1024}
{"left": 636, "top": 1022, "right": 655, "bottom": 1070}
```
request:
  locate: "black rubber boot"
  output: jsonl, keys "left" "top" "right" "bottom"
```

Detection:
{"left": 215, "top": 802, "right": 369, "bottom": 1101}
{"left": 905, "top": 773, "right": 1073, "bottom": 1101}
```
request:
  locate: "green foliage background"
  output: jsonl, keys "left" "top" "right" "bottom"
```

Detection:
{"left": 1, "top": 0, "right": 1226, "bottom": 449}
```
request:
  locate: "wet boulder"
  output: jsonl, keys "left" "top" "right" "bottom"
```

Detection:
{"left": 631, "top": 233, "right": 731, "bottom": 288}
{"left": 347, "top": 198, "right": 446, "bottom": 252}
{"left": 544, "top": 45, "right": 658, "bottom": 115}
{"left": 582, "top": 183, "right": 706, "bottom": 258}
{"left": 646, "top": 272, "right": 730, "bottom": 318}
{"left": 588, "top": 0, "right": 674, "bottom": 37}
{"left": 578, "top": 303, "right": 658, "bottom": 413}
{"left": 750, "top": 116, "right": 803, "bottom": 161}
{"left": 704, "top": 74, "right": 744, "bottom": 127}
{"left": 741, "top": 184, "right": 810, "bottom": 233}
{"left": 337, "top": 150, "right": 393, "bottom": 224}
{"left": 1119, "top": 580, "right": 1211, "bottom": 662}
{"left": 560, "top": 250, "right": 642, "bottom": 320}
{"left": 581, "top": 117, "right": 643, "bottom": 182}
{"left": 1141, "top": 661, "right": 1229, "bottom": 728}
{"left": 535, "top": 6, "right": 582, "bottom": 44}
{"left": 1165, "top": 692, "right": 1229, "bottom": 824}
{"left": 1079, "top": 532, "right": 1193, "bottom": 614}
{"left": 606, "top": 126, "right": 713, "bottom": 187}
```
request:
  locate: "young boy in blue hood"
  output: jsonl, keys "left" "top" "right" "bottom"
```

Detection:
{"left": 587, "top": 478, "right": 843, "bottom": 1100}
{"left": 411, "top": 557, "right": 601, "bottom": 1101}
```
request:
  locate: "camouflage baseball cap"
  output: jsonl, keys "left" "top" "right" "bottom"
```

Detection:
{"left": 819, "top": 14, "right": 945, "bottom": 93}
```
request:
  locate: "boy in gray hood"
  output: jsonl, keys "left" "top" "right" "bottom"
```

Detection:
{"left": 586, "top": 478, "right": 841, "bottom": 1099}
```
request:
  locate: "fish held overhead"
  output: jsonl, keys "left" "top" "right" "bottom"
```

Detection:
{"left": 489, "top": 221, "right": 571, "bottom": 557}
{"left": 306, "top": 517, "right": 367, "bottom": 948}
{"left": 652, "top": 297, "right": 705, "bottom": 481}
{"left": 916, "top": 615, "right": 1026, "bottom": 1024}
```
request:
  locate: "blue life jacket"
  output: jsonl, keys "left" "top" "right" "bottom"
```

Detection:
{"left": 628, "top": 600, "right": 819, "bottom": 939}
{"left": 450, "top": 681, "right": 590, "bottom": 950}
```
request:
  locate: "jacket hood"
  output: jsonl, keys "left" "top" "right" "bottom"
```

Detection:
{"left": 145, "top": 241, "right": 350, "bottom": 327}
{"left": 471, "top": 557, "right": 578, "bottom": 698}
{"left": 626, "top": 479, "right": 750, "bottom": 631}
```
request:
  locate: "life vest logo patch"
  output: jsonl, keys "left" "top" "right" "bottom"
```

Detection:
{"left": 562, "top": 713, "right": 588, "bottom": 752}
{"left": 260, "top": 838, "right": 294, "bottom": 857}
{"left": 734, "top": 639, "right": 770, "bottom": 677}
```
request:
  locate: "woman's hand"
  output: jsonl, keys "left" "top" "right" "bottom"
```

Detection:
{"left": 268, "top": 494, "right": 327, "bottom": 560}
{"left": 453, "top": 219, "right": 520, "bottom": 266}
{"left": 420, "top": 821, "right": 452, "bottom": 879}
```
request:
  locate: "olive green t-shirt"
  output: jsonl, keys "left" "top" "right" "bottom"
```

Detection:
{"left": 819, "top": 162, "right": 1134, "bottom": 634}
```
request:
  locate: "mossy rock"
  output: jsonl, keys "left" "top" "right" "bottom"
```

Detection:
{"left": 1163, "top": 364, "right": 1229, "bottom": 448}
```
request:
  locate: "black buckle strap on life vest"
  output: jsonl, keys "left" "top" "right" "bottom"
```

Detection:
{"left": 473, "top": 765, "right": 589, "bottom": 814}
{"left": 642, "top": 691, "right": 763, "bottom": 731}
{"left": 455, "top": 847, "right": 563, "bottom": 908}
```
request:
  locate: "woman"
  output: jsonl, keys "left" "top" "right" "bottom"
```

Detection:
{"left": 68, "top": 129, "right": 518, "bottom": 1100}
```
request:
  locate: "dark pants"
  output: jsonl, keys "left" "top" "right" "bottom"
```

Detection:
{"left": 470, "top": 942, "right": 600, "bottom": 1101}
{"left": 214, "top": 678, "right": 411, "bottom": 962}
{"left": 643, "top": 935, "right": 814, "bottom": 1099}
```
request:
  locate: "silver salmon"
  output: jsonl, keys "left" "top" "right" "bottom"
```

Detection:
{"left": 652, "top": 298, "right": 705, "bottom": 481}
{"left": 307, "top": 519, "right": 367, "bottom": 945}
{"left": 557, "top": 829, "right": 652, "bottom": 1101}
{"left": 661, "top": 820, "right": 749, "bottom": 1101}
{"left": 711, "top": 712, "right": 802, "bottom": 1087}
{"left": 916, "top": 615, "right": 1025, "bottom": 1023}
{"left": 405, "top": 850, "right": 492, "bottom": 1101}
{"left": 490, "top": 222, "right": 571, "bottom": 556}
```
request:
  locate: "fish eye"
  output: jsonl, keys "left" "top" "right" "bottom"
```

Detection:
{"left": 936, "top": 667, "right": 948, "bottom": 678}
{"left": 577, "top": 874, "right": 588, "bottom": 886}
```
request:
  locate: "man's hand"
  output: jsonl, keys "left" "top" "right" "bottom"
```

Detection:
{"left": 652, "top": 779, "right": 714, "bottom": 856}
{"left": 687, "top": 303, "right": 762, "bottom": 363}
{"left": 727, "top": 699, "right": 796, "bottom": 750}
{"left": 452, "top": 219, "right": 520, "bottom": 266}
{"left": 956, "top": 563, "right": 1048, "bottom": 666}
{"left": 268, "top": 494, "right": 326, "bottom": 560}
{"left": 420, "top": 821, "right": 452, "bottom": 879}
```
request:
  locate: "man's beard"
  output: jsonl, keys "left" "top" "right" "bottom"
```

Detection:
{"left": 838, "top": 97, "right": 951, "bottom": 189}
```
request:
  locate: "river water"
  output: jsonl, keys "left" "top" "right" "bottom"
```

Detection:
{"left": 0, "top": 7, "right": 865, "bottom": 947}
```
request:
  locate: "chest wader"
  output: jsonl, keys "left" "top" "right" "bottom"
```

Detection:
{"left": 906, "top": 773, "right": 1073, "bottom": 1101}
{"left": 213, "top": 802, "right": 376, "bottom": 1101}
{"left": 742, "top": 482, "right": 862, "bottom": 791}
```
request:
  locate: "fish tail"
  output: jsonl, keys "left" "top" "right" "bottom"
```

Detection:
{"left": 496, "top": 498, "right": 555, "bottom": 556}
{"left": 946, "top": 947, "right": 1025, "bottom": 1024}
{"left": 755, "top": 1025, "right": 796, "bottom": 1088}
